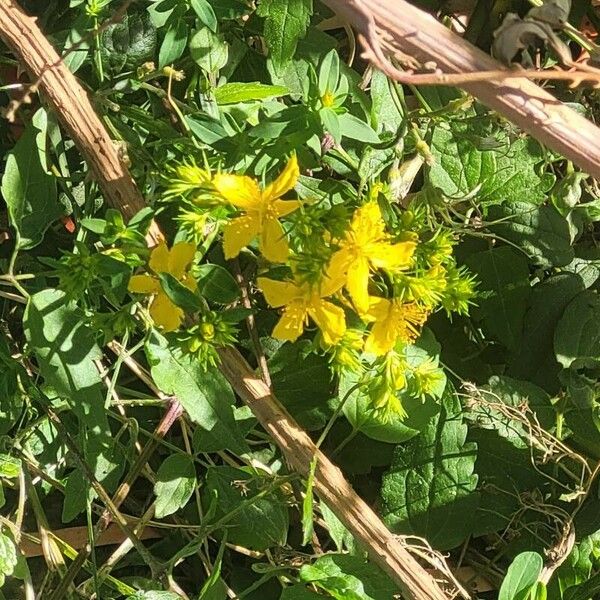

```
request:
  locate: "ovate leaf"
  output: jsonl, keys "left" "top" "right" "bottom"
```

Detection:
{"left": 498, "top": 552, "right": 543, "bottom": 600}
{"left": 204, "top": 466, "right": 288, "bottom": 551}
{"left": 190, "top": 0, "right": 217, "bottom": 31}
{"left": 256, "top": 0, "right": 313, "bottom": 75}
{"left": 190, "top": 27, "right": 228, "bottom": 73}
{"left": 380, "top": 389, "right": 479, "bottom": 550}
{"left": 489, "top": 201, "right": 573, "bottom": 268}
{"left": 145, "top": 332, "right": 248, "bottom": 454}
{"left": 269, "top": 342, "right": 334, "bottom": 431}
{"left": 154, "top": 455, "right": 196, "bottom": 518}
{"left": 509, "top": 273, "right": 585, "bottom": 391}
{"left": 555, "top": 291, "right": 600, "bottom": 369}
{"left": 101, "top": 12, "right": 157, "bottom": 72}
{"left": 0, "top": 532, "right": 17, "bottom": 587}
{"left": 466, "top": 246, "right": 531, "bottom": 352}
{"left": 1, "top": 115, "right": 60, "bottom": 249}
{"left": 159, "top": 16, "right": 188, "bottom": 68}
{"left": 299, "top": 554, "right": 398, "bottom": 600}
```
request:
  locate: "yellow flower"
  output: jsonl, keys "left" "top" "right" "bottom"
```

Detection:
{"left": 257, "top": 274, "right": 346, "bottom": 345}
{"left": 213, "top": 156, "right": 300, "bottom": 263}
{"left": 326, "top": 201, "right": 416, "bottom": 315}
{"left": 128, "top": 241, "right": 196, "bottom": 332}
{"left": 364, "top": 297, "right": 428, "bottom": 356}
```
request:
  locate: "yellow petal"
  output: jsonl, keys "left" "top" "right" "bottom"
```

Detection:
{"left": 262, "top": 155, "right": 299, "bottom": 201}
{"left": 272, "top": 303, "right": 306, "bottom": 341}
{"left": 149, "top": 291, "right": 183, "bottom": 332}
{"left": 272, "top": 199, "right": 301, "bottom": 218}
{"left": 368, "top": 241, "right": 416, "bottom": 270}
{"left": 323, "top": 249, "right": 351, "bottom": 296}
{"left": 128, "top": 274, "right": 160, "bottom": 294}
{"left": 309, "top": 300, "right": 346, "bottom": 345}
{"left": 168, "top": 242, "right": 196, "bottom": 279}
{"left": 213, "top": 173, "right": 262, "bottom": 209}
{"left": 346, "top": 256, "right": 371, "bottom": 315}
{"left": 260, "top": 216, "right": 289, "bottom": 263}
{"left": 350, "top": 201, "right": 386, "bottom": 245}
{"left": 365, "top": 296, "right": 391, "bottom": 322}
{"left": 223, "top": 214, "right": 261, "bottom": 259}
{"left": 364, "top": 319, "right": 397, "bottom": 356}
{"left": 149, "top": 242, "right": 170, "bottom": 273}
{"left": 257, "top": 277, "right": 300, "bottom": 308}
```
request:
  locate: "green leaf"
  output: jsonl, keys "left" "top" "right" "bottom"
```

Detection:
{"left": 186, "top": 114, "right": 230, "bottom": 144}
{"left": 204, "top": 466, "right": 289, "bottom": 551}
{"left": 127, "top": 592, "right": 183, "bottom": 600}
{"left": 269, "top": 342, "right": 334, "bottom": 431}
{"left": 320, "top": 502, "right": 353, "bottom": 552}
{"left": 196, "top": 264, "right": 239, "bottom": 303}
{"left": 465, "top": 376, "right": 554, "bottom": 449}
{"left": 256, "top": 0, "right": 313, "bottom": 74}
{"left": 159, "top": 17, "right": 188, "bottom": 68}
{"left": 320, "top": 107, "right": 341, "bottom": 143}
{"left": 0, "top": 334, "right": 25, "bottom": 435}
{"left": 101, "top": 12, "right": 157, "bottom": 72}
{"left": 509, "top": 273, "right": 585, "bottom": 391}
{"left": 301, "top": 457, "right": 316, "bottom": 546}
{"left": 190, "top": 0, "right": 217, "bottom": 31}
{"left": 214, "top": 82, "right": 289, "bottom": 104}
{"left": 337, "top": 112, "right": 381, "bottom": 144}
{"left": 154, "top": 454, "right": 196, "bottom": 518}
{"left": 469, "top": 429, "right": 548, "bottom": 536}
{"left": 1, "top": 116, "right": 60, "bottom": 249}
{"left": 555, "top": 291, "right": 600, "bottom": 369}
{"left": 280, "top": 586, "right": 324, "bottom": 600}
{"left": 0, "top": 455, "right": 20, "bottom": 479}
{"left": 190, "top": 27, "right": 228, "bottom": 73}
{"left": 145, "top": 331, "right": 248, "bottom": 454}
{"left": 429, "top": 122, "right": 552, "bottom": 205}
{"left": 0, "top": 532, "right": 17, "bottom": 587}
{"left": 299, "top": 554, "right": 398, "bottom": 600}
{"left": 489, "top": 201, "right": 573, "bottom": 268}
{"left": 381, "top": 389, "right": 479, "bottom": 550}
{"left": 318, "top": 49, "right": 340, "bottom": 97}
{"left": 498, "top": 552, "right": 543, "bottom": 600}
{"left": 23, "top": 290, "right": 121, "bottom": 520}
{"left": 340, "top": 373, "right": 440, "bottom": 444}
{"left": 158, "top": 272, "right": 203, "bottom": 312}
{"left": 466, "top": 246, "right": 531, "bottom": 351}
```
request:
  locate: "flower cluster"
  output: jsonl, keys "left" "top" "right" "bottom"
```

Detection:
{"left": 128, "top": 155, "right": 475, "bottom": 417}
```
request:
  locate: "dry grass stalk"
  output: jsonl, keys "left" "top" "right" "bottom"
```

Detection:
{"left": 323, "top": 0, "right": 600, "bottom": 180}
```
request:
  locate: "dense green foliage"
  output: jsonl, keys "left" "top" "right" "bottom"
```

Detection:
{"left": 1, "top": 0, "right": 600, "bottom": 598}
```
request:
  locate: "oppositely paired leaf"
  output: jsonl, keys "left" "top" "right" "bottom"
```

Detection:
{"left": 256, "top": 0, "right": 313, "bottom": 74}
{"left": 380, "top": 390, "right": 478, "bottom": 550}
